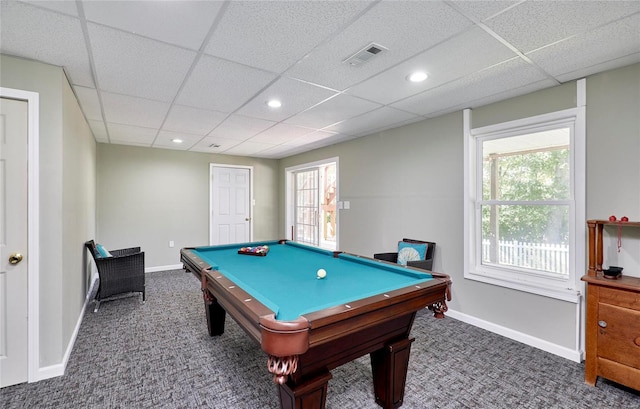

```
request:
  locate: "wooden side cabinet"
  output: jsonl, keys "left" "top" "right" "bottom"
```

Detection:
{"left": 581, "top": 219, "right": 640, "bottom": 391}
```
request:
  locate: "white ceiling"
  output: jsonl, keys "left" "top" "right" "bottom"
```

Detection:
{"left": 1, "top": 0, "right": 639, "bottom": 159}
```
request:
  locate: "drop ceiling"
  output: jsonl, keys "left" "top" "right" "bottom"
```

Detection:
{"left": 1, "top": 0, "right": 638, "bottom": 159}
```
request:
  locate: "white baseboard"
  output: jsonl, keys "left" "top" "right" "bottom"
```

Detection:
{"left": 145, "top": 264, "right": 183, "bottom": 273}
{"left": 36, "top": 362, "right": 64, "bottom": 381}
{"left": 34, "top": 275, "right": 98, "bottom": 382}
{"left": 445, "top": 309, "right": 582, "bottom": 363}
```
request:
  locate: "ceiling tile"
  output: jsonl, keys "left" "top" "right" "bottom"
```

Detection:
{"left": 162, "top": 105, "right": 227, "bottom": 135}
{"left": 204, "top": 1, "right": 374, "bottom": 73}
{"left": 485, "top": 0, "right": 640, "bottom": 53}
{"left": 83, "top": 0, "right": 222, "bottom": 50}
{"left": 21, "top": 0, "right": 79, "bottom": 16}
{"left": 88, "top": 120, "right": 108, "bottom": 143}
{"left": 449, "top": 1, "right": 521, "bottom": 22}
{"left": 428, "top": 79, "right": 559, "bottom": 119}
{"left": 324, "top": 106, "right": 421, "bottom": 136}
{"left": 286, "top": 130, "right": 337, "bottom": 147}
{"left": 208, "top": 114, "right": 276, "bottom": 141}
{"left": 284, "top": 94, "right": 381, "bottom": 129}
{"left": 250, "top": 123, "right": 316, "bottom": 144}
{"left": 346, "top": 26, "right": 516, "bottom": 104}
{"left": 176, "top": 54, "right": 278, "bottom": 112}
{"left": 5, "top": 0, "right": 638, "bottom": 159}
{"left": 527, "top": 13, "right": 640, "bottom": 79}
{"left": 73, "top": 85, "right": 102, "bottom": 121}
{"left": 0, "top": 1, "right": 94, "bottom": 87}
{"left": 391, "top": 58, "right": 548, "bottom": 116}
{"left": 236, "top": 77, "right": 338, "bottom": 122}
{"left": 107, "top": 122, "right": 157, "bottom": 146}
{"left": 284, "top": 1, "right": 473, "bottom": 91}
{"left": 257, "top": 144, "right": 303, "bottom": 159}
{"left": 189, "top": 136, "right": 242, "bottom": 154}
{"left": 554, "top": 53, "right": 640, "bottom": 84}
{"left": 153, "top": 130, "right": 203, "bottom": 150}
{"left": 101, "top": 92, "right": 170, "bottom": 129}
{"left": 222, "top": 141, "right": 276, "bottom": 157}
{"left": 88, "top": 23, "right": 196, "bottom": 102}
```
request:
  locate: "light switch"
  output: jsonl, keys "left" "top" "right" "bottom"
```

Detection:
{"left": 344, "top": 201, "right": 350, "bottom": 209}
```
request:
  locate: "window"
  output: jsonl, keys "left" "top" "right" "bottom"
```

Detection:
{"left": 286, "top": 158, "right": 338, "bottom": 250}
{"left": 481, "top": 130, "right": 570, "bottom": 275}
{"left": 464, "top": 93, "right": 585, "bottom": 302}
{"left": 294, "top": 168, "right": 319, "bottom": 246}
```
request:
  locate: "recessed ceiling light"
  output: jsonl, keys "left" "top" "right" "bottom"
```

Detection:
{"left": 267, "top": 99, "right": 282, "bottom": 108}
{"left": 171, "top": 138, "right": 183, "bottom": 144}
{"left": 407, "top": 71, "right": 428, "bottom": 83}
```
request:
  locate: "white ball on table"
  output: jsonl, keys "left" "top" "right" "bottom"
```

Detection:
{"left": 317, "top": 268, "right": 327, "bottom": 279}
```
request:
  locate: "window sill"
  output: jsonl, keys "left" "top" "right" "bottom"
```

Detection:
{"left": 464, "top": 270, "right": 582, "bottom": 303}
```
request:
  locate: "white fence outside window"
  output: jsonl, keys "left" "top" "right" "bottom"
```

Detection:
{"left": 482, "top": 239, "right": 569, "bottom": 275}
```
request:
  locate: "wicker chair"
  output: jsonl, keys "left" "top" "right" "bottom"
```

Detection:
{"left": 85, "top": 240, "right": 145, "bottom": 312}
{"left": 374, "top": 238, "right": 436, "bottom": 271}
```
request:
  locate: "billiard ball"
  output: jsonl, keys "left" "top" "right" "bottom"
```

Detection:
{"left": 317, "top": 268, "right": 327, "bottom": 279}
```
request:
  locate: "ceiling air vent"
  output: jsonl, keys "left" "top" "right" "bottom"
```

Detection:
{"left": 343, "top": 42, "right": 388, "bottom": 67}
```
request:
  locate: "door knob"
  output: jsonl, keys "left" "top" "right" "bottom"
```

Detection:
{"left": 9, "top": 253, "right": 23, "bottom": 265}
{"left": 245, "top": 217, "right": 252, "bottom": 221}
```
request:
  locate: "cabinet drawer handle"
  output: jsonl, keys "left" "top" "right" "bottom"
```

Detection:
{"left": 598, "top": 320, "right": 607, "bottom": 328}
{"left": 635, "top": 337, "right": 640, "bottom": 347}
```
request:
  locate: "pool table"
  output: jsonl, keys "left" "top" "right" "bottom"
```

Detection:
{"left": 180, "top": 240, "right": 451, "bottom": 409}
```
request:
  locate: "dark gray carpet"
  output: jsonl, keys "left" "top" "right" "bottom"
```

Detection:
{"left": 2, "top": 270, "right": 639, "bottom": 408}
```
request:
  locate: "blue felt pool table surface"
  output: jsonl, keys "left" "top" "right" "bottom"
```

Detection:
{"left": 189, "top": 240, "right": 434, "bottom": 321}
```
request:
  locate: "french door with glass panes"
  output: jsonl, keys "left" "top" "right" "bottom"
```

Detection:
{"left": 294, "top": 168, "right": 319, "bottom": 246}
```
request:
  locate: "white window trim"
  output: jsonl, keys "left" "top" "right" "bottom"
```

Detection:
{"left": 463, "top": 80, "right": 586, "bottom": 303}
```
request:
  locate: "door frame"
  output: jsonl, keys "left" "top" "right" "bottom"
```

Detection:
{"left": 285, "top": 157, "right": 339, "bottom": 249}
{"left": 1, "top": 87, "right": 40, "bottom": 383}
{"left": 209, "top": 163, "right": 253, "bottom": 245}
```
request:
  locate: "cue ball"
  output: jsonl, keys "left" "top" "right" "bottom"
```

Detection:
{"left": 317, "top": 268, "right": 327, "bottom": 279}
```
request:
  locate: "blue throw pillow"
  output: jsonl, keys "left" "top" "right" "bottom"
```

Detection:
{"left": 96, "top": 243, "right": 112, "bottom": 258}
{"left": 397, "top": 241, "right": 427, "bottom": 265}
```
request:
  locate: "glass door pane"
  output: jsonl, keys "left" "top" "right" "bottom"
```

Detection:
{"left": 294, "top": 168, "right": 319, "bottom": 246}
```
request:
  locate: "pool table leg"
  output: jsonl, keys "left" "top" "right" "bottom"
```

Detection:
{"left": 277, "top": 370, "right": 332, "bottom": 409}
{"left": 203, "top": 291, "right": 226, "bottom": 336}
{"left": 370, "top": 337, "right": 415, "bottom": 409}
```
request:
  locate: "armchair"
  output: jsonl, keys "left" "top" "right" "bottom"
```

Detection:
{"left": 85, "top": 240, "right": 145, "bottom": 312}
{"left": 375, "top": 238, "right": 451, "bottom": 318}
{"left": 374, "top": 238, "right": 436, "bottom": 271}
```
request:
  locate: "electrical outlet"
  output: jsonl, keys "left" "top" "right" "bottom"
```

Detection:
{"left": 169, "top": 240, "right": 175, "bottom": 248}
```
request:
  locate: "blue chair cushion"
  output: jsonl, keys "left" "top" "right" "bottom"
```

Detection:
{"left": 397, "top": 241, "right": 427, "bottom": 265}
{"left": 96, "top": 243, "right": 112, "bottom": 258}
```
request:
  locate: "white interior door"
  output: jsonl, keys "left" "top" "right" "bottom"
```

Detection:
{"left": 0, "top": 97, "right": 29, "bottom": 387}
{"left": 210, "top": 165, "right": 251, "bottom": 245}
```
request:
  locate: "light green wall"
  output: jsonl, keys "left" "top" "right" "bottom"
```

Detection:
{"left": 61, "top": 78, "right": 96, "bottom": 351}
{"left": 279, "top": 63, "right": 640, "bottom": 352}
{"left": 585, "top": 63, "right": 640, "bottom": 276}
{"left": 0, "top": 54, "right": 96, "bottom": 368}
{"left": 96, "top": 144, "right": 279, "bottom": 268}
